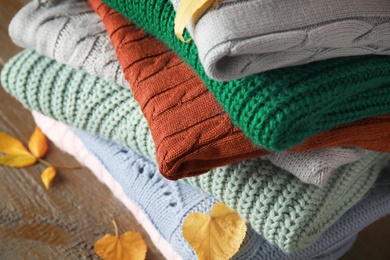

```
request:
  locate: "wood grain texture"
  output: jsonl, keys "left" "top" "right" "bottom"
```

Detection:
{"left": 0, "top": 84, "right": 165, "bottom": 260}
{"left": 0, "top": 0, "right": 164, "bottom": 259}
{"left": 0, "top": 0, "right": 390, "bottom": 259}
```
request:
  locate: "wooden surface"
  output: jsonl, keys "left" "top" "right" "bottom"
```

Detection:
{"left": 0, "top": 0, "right": 390, "bottom": 259}
{"left": 0, "top": 1, "right": 164, "bottom": 259}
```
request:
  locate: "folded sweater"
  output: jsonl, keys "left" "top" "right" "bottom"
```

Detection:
{"left": 103, "top": 0, "right": 390, "bottom": 151}
{"left": 36, "top": 112, "right": 390, "bottom": 260}
{"left": 265, "top": 148, "right": 368, "bottom": 187}
{"left": 9, "top": 0, "right": 390, "bottom": 186}
{"left": 169, "top": 0, "right": 390, "bottom": 81}
{"left": 184, "top": 152, "right": 388, "bottom": 252}
{"left": 8, "top": 0, "right": 129, "bottom": 88}
{"left": 3, "top": 50, "right": 388, "bottom": 252}
{"left": 88, "top": 0, "right": 367, "bottom": 186}
{"left": 2, "top": 49, "right": 390, "bottom": 188}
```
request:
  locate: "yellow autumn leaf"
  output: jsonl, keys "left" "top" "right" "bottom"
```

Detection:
{"left": 95, "top": 220, "right": 147, "bottom": 260}
{"left": 28, "top": 127, "right": 48, "bottom": 158}
{"left": 41, "top": 166, "right": 56, "bottom": 189}
{"left": 0, "top": 154, "right": 37, "bottom": 167}
{"left": 183, "top": 202, "right": 247, "bottom": 260}
{"left": 0, "top": 131, "right": 32, "bottom": 156}
{"left": 174, "top": 0, "right": 218, "bottom": 42}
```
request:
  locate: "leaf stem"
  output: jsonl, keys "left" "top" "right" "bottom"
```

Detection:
{"left": 37, "top": 158, "right": 51, "bottom": 167}
{"left": 37, "top": 158, "right": 81, "bottom": 169}
{"left": 55, "top": 165, "right": 82, "bottom": 170}
{"left": 200, "top": 188, "right": 211, "bottom": 215}
{"left": 112, "top": 219, "right": 119, "bottom": 237}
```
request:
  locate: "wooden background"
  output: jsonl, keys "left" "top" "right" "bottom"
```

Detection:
{"left": 0, "top": 0, "right": 390, "bottom": 259}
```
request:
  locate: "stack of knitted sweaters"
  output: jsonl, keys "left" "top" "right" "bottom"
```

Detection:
{"left": 2, "top": 0, "right": 390, "bottom": 259}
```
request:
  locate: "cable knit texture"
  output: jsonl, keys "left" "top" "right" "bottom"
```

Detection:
{"left": 88, "top": 0, "right": 373, "bottom": 186}
{"left": 19, "top": 0, "right": 374, "bottom": 183}
{"left": 6, "top": 0, "right": 390, "bottom": 181}
{"left": 169, "top": 0, "right": 390, "bottom": 81}
{"left": 3, "top": 49, "right": 390, "bottom": 184}
{"left": 2, "top": 51, "right": 388, "bottom": 252}
{"left": 89, "top": 0, "right": 268, "bottom": 178}
{"left": 102, "top": 0, "right": 390, "bottom": 151}
{"left": 35, "top": 113, "right": 390, "bottom": 258}
{"left": 8, "top": 0, "right": 129, "bottom": 88}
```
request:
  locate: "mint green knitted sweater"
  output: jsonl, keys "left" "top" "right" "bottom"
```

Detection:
{"left": 102, "top": 0, "right": 390, "bottom": 151}
{"left": 2, "top": 49, "right": 390, "bottom": 252}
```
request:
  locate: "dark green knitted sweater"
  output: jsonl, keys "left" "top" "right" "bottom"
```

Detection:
{"left": 103, "top": 0, "right": 390, "bottom": 151}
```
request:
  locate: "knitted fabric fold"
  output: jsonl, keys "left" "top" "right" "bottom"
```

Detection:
{"left": 8, "top": 0, "right": 129, "bottom": 88}
{"left": 2, "top": 51, "right": 388, "bottom": 252}
{"left": 265, "top": 147, "right": 368, "bottom": 187}
{"left": 184, "top": 152, "right": 389, "bottom": 252}
{"left": 33, "top": 113, "right": 390, "bottom": 260}
{"left": 8, "top": 0, "right": 388, "bottom": 184}
{"left": 102, "top": 0, "right": 390, "bottom": 151}
{"left": 88, "top": 0, "right": 372, "bottom": 186}
{"left": 1, "top": 49, "right": 154, "bottom": 162}
{"left": 169, "top": 0, "right": 390, "bottom": 81}
{"left": 35, "top": 112, "right": 390, "bottom": 259}
{"left": 2, "top": 49, "right": 390, "bottom": 186}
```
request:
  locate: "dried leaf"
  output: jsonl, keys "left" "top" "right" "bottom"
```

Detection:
{"left": 41, "top": 166, "right": 56, "bottom": 189}
{"left": 0, "top": 131, "right": 32, "bottom": 156}
{"left": 95, "top": 221, "right": 147, "bottom": 260}
{"left": 183, "top": 202, "right": 246, "bottom": 260}
{"left": 28, "top": 127, "right": 48, "bottom": 158}
{"left": 0, "top": 154, "right": 37, "bottom": 167}
{"left": 174, "top": 0, "right": 218, "bottom": 42}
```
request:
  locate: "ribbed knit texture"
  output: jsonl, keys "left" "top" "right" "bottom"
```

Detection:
{"left": 4, "top": 49, "right": 390, "bottom": 184}
{"left": 35, "top": 113, "right": 390, "bottom": 259}
{"left": 89, "top": 0, "right": 375, "bottom": 186}
{"left": 102, "top": 0, "right": 390, "bottom": 151}
{"left": 184, "top": 153, "right": 389, "bottom": 252}
{"left": 2, "top": 49, "right": 388, "bottom": 252}
{"left": 1, "top": 49, "right": 156, "bottom": 161}
{"left": 265, "top": 147, "right": 368, "bottom": 187}
{"left": 8, "top": 0, "right": 129, "bottom": 88}
{"left": 89, "top": 0, "right": 268, "bottom": 179}
{"left": 2, "top": 51, "right": 389, "bottom": 252}
{"left": 169, "top": 0, "right": 390, "bottom": 81}
{"left": 8, "top": 0, "right": 385, "bottom": 182}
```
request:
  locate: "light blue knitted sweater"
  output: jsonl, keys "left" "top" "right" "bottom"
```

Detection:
{"left": 73, "top": 128, "right": 390, "bottom": 259}
{"left": 2, "top": 49, "right": 389, "bottom": 252}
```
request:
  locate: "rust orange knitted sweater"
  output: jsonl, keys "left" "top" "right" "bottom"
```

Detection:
{"left": 89, "top": 0, "right": 390, "bottom": 179}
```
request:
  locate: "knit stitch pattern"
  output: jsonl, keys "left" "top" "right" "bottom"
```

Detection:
{"left": 35, "top": 113, "right": 390, "bottom": 257}
{"left": 169, "top": 0, "right": 390, "bottom": 81}
{"left": 1, "top": 49, "right": 156, "bottom": 161}
{"left": 184, "top": 153, "right": 389, "bottom": 252}
{"left": 89, "top": 0, "right": 375, "bottom": 186}
{"left": 8, "top": 0, "right": 129, "bottom": 88}
{"left": 7, "top": 0, "right": 390, "bottom": 181}
{"left": 103, "top": 0, "right": 390, "bottom": 151}
{"left": 9, "top": 0, "right": 269, "bottom": 179}
{"left": 1, "top": 49, "right": 388, "bottom": 250}
{"left": 3, "top": 49, "right": 390, "bottom": 184}
{"left": 265, "top": 147, "right": 368, "bottom": 187}
{"left": 35, "top": 113, "right": 370, "bottom": 260}
{"left": 89, "top": 0, "right": 267, "bottom": 179}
